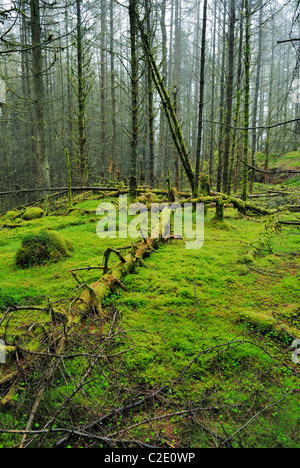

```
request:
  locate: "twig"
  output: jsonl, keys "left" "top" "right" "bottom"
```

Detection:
{"left": 0, "top": 427, "right": 156, "bottom": 449}
{"left": 277, "top": 38, "right": 300, "bottom": 44}
{"left": 103, "top": 247, "right": 126, "bottom": 275}
{"left": 278, "top": 220, "right": 300, "bottom": 226}
{"left": 11, "top": 305, "right": 47, "bottom": 311}
{"left": 0, "top": 307, "right": 12, "bottom": 327}
{"left": 52, "top": 337, "right": 272, "bottom": 448}
{"left": 69, "top": 266, "right": 104, "bottom": 272}
{"left": 219, "top": 391, "right": 293, "bottom": 448}
{"left": 108, "top": 406, "right": 218, "bottom": 439}
{"left": 236, "top": 157, "right": 300, "bottom": 175}
{"left": 193, "top": 278, "right": 202, "bottom": 310}
{"left": 204, "top": 117, "right": 300, "bottom": 133}
{"left": 244, "top": 264, "right": 284, "bottom": 278}
{"left": 41, "top": 309, "right": 119, "bottom": 447}
{"left": 272, "top": 312, "right": 297, "bottom": 340}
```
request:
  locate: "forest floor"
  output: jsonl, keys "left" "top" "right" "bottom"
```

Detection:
{"left": 0, "top": 184, "right": 299, "bottom": 448}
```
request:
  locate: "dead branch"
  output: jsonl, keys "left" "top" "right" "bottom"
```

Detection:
{"left": 219, "top": 391, "right": 294, "bottom": 448}
{"left": 244, "top": 264, "right": 284, "bottom": 278}
{"left": 39, "top": 310, "right": 119, "bottom": 447}
{"left": 193, "top": 278, "right": 202, "bottom": 310}
{"left": 52, "top": 336, "right": 272, "bottom": 448}
{"left": 103, "top": 247, "right": 126, "bottom": 275}
{"left": 278, "top": 220, "right": 300, "bottom": 226}
{"left": 69, "top": 266, "right": 105, "bottom": 273}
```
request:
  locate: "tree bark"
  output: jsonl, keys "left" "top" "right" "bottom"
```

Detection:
{"left": 209, "top": 0, "right": 218, "bottom": 180}
{"left": 110, "top": 0, "right": 116, "bottom": 177}
{"left": 145, "top": 0, "right": 155, "bottom": 188}
{"left": 101, "top": 0, "right": 107, "bottom": 173}
{"left": 194, "top": 0, "right": 208, "bottom": 197}
{"left": 228, "top": 1, "right": 244, "bottom": 195}
{"left": 129, "top": 0, "right": 139, "bottom": 197}
{"left": 136, "top": 9, "right": 195, "bottom": 193}
{"left": 157, "top": 0, "right": 168, "bottom": 186}
{"left": 249, "top": 4, "right": 263, "bottom": 193}
{"left": 222, "top": 0, "right": 236, "bottom": 194}
{"left": 76, "top": 0, "right": 87, "bottom": 183}
{"left": 242, "top": 0, "right": 251, "bottom": 201}
{"left": 216, "top": 5, "right": 227, "bottom": 192}
{"left": 264, "top": 18, "right": 276, "bottom": 183}
{"left": 30, "top": 0, "right": 50, "bottom": 190}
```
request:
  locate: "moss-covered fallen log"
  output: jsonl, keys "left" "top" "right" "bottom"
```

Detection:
{"left": 176, "top": 195, "right": 222, "bottom": 205}
{"left": 226, "top": 195, "right": 276, "bottom": 216}
{"left": 176, "top": 194, "right": 276, "bottom": 216}
{"left": 71, "top": 207, "right": 173, "bottom": 319}
{"left": 0, "top": 223, "right": 23, "bottom": 229}
{"left": 71, "top": 237, "right": 160, "bottom": 319}
{"left": 278, "top": 220, "right": 300, "bottom": 226}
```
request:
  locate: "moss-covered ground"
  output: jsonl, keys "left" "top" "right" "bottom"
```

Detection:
{"left": 0, "top": 192, "right": 299, "bottom": 448}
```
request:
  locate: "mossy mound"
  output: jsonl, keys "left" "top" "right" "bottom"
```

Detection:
{"left": 237, "top": 310, "right": 300, "bottom": 342}
{"left": 239, "top": 252, "right": 254, "bottom": 264}
{"left": 238, "top": 249, "right": 257, "bottom": 265}
{"left": 208, "top": 218, "right": 233, "bottom": 231}
{"left": 3, "top": 210, "right": 19, "bottom": 220}
{"left": 21, "top": 207, "right": 44, "bottom": 221}
{"left": 15, "top": 230, "right": 74, "bottom": 269}
{"left": 137, "top": 191, "right": 162, "bottom": 204}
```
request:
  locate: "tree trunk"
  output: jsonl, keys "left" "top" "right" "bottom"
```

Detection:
{"left": 76, "top": 0, "right": 87, "bottom": 183}
{"left": 222, "top": 0, "right": 236, "bottom": 194}
{"left": 264, "top": 18, "right": 276, "bottom": 183}
{"left": 173, "top": 0, "right": 182, "bottom": 188}
{"left": 157, "top": 0, "right": 168, "bottom": 186}
{"left": 228, "top": 1, "right": 244, "bottom": 195}
{"left": 30, "top": 0, "right": 50, "bottom": 189}
{"left": 136, "top": 9, "right": 195, "bottom": 194}
{"left": 249, "top": 4, "right": 263, "bottom": 193}
{"left": 216, "top": 5, "right": 227, "bottom": 192}
{"left": 101, "top": 0, "right": 107, "bottom": 174}
{"left": 129, "top": 0, "right": 139, "bottom": 197}
{"left": 173, "top": 87, "right": 179, "bottom": 190}
{"left": 209, "top": 0, "right": 218, "bottom": 181}
{"left": 110, "top": 0, "right": 116, "bottom": 178}
{"left": 145, "top": 0, "right": 155, "bottom": 188}
{"left": 194, "top": 0, "right": 208, "bottom": 197}
{"left": 242, "top": 0, "right": 251, "bottom": 201}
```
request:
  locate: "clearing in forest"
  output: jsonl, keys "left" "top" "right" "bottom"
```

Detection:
{"left": 0, "top": 192, "right": 299, "bottom": 448}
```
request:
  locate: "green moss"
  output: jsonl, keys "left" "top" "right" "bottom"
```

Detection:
{"left": 3, "top": 210, "right": 19, "bottom": 220}
{"left": 15, "top": 230, "right": 74, "bottom": 269}
{"left": 22, "top": 207, "right": 44, "bottom": 221}
{"left": 0, "top": 196, "right": 300, "bottom": 447}
{"left": 209, "top": 218, "right": 233, "bottom": 231}
{"left": 238, "top": 248, "right": 258, "bottom": 265}
{"left": 0, "top": 291, "right": 17, "bottom": 311}
{"left": 237, "top": 310, "right": 300, "bottom": 341}
{"left": 239, "top": 253, "right": 254, "bottom": 264}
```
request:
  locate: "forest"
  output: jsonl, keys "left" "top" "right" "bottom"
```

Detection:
{"left": 0, "top": 0, "right": 299, "bottom": 451}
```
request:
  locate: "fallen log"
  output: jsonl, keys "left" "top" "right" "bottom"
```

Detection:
{"left": 0, "top": 186, "right": 129, "bottom": 197}
{"left": 176, "top": 194, "right": 275, "bottom": 216}
{"left": 248, "top": 192, "right": 292, "bottom": 199}
{"left": 284, "top": 205, "right": 300, "bottom": 213}
{"left": 226, "top": 196, "right": 276, "bottom": 216}
{"left": 71, "top": 237, "right": 160, "bottom": 319}
{"left": 71, "top": 208, "right": 173, "bottom": 319}
{"left": 278, "top": 220, "right": 300, "bottom": 226}
{"left": 0, "top": 223, "right": 23, "bottom": 229}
